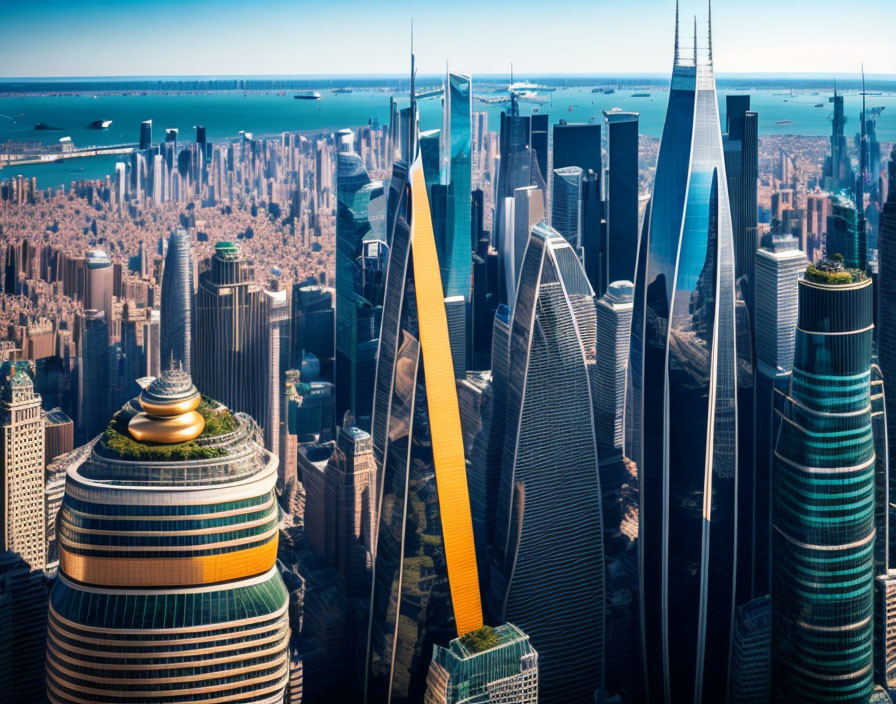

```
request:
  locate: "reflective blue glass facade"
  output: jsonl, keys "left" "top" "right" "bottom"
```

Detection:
{"left": 772, "top": 274, "right": 876, "bottom": 704}
{"left": 628, "top": 41, "right": 739, "bottom": 703}
{"left": 160, "top": 229, "right": 194, "bottom": 374}
{"left": 443, "top": 72, "right": 473, "bottom": 301}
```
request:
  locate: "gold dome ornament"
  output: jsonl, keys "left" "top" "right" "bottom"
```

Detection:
{"left": 127, "top": 361, "right": 205, "bottom": 444}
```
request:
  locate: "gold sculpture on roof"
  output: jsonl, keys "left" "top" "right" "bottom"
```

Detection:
{"left": 128, "top": 359, "right": 205, "bottom": 443}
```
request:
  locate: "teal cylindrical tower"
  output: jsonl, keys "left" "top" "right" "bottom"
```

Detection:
{"left": 772, "top": 262, "right": 875, "bottom": 703}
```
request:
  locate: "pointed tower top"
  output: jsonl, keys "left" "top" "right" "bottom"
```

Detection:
{"left": 708, "top": 0, "right": 713, "bottom": 65}
{"left": 674, "top": 0, "right": 680, "bottom": 66}
{"left": 693, "top": 16, "right": 698, "bottom": 64}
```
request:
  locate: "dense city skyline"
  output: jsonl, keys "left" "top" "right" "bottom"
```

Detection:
{"left": 2, "top": 2, "right": 896, "bottom": 703}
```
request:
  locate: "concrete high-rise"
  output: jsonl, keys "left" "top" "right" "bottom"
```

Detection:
{"left": 159, "top": 228, "right": 194, "bottom": 373}
{"left": 46, "top": 365, "right": 290, "bottom": 703}
{"left": 752, "top": 233, "right": 806, "bottom": 595}
{"left": 491, "top": 223, "right": 605, "bottom": 703}
{"left": 772, "top": 263, "right": 876, "bottom": 703}
{"left": 595, "top": 280, "right": 634, "bottom": 464}
{"left": 627, "top": 9, "right": 740, "bottom": 700}
{"left": 365, "top": 150, "right": 482, "bottom": 704}
{"left": 0, "top": 362, "right": 47, "bottom": 572}
{"left": 603, "top": 109, "right": 640, "bottom": 289}
{"left": 85, "top": 249, "right": 113, "bottom": 326}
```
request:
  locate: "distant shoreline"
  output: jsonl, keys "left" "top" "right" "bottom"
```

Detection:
{"left": 1, "top": 74, "right": 895, "bottom": 97}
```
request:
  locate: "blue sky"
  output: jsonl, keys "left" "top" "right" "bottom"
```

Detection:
{"left": 1, "top": 0, "right": 893, "bottom": 77}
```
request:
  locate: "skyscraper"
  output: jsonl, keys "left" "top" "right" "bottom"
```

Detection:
{"left": 423, "top": 623, "right": 539, "bottom": 704}
{"left": 627, "top": 8, "right": 740, "bottom": 700}
{"left": 728, "top": 595, "right": 771, "bottom": 703}
{"left": 195, "top": 241, "right": 266, "bottom": 428}
{"left": 45, "top": 365, "right": 290, "bottom": 703}
{"left": 603, "top": 109, "right": 640, "bottom": 288}
{"left": 335, "top": 131, "right": 387, "bottom": 427}
{"left": 827, "top": 192, "right": 866, "bottom": 270}
{"left": 595, "top": 280, "right": 634, "bottom": 465}
{"left": 159, "top": 228, "right": 194, "bottom": 373}
{"left": 366, "top": 151, "right": 482, "bottom": 704}
{"left": 771, "top": 263, "right": 876, "bottom": 703}
{"left": 552, "top": 122, "right": 601, "bottom": 174}
{"left": 876, "top": 146, "right": 896, "bottom": 559}
{"left": 85, "top": 249, "right": 113, "bottom": 326}
{"left": 827, "top": 88, "right": 851, "bottom": 192}
{"left": 723, "top": 95, "right": 759, "bottom": 303}
{"left": 491, "top": 223, "right": 604, "bottom": 703}
{"left": 550, "top": 166, "right": 583, "bottom": 249}
{"left": 139, "top": 119, "right": 152, "bottom": 150}
{"left": 0, "top": 362, "right": 47, "bottom": 572}
{"left": 752, "top": 233, "right": 806, "bottom": 595}
{"left": 442, "top": 71, "right": 473, "bottom": 302}
{"left": 77, "top": 309, "right": 110, "bottom": 443}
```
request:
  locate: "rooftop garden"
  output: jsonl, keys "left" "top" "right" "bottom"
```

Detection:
{"left": 805, "top": 256, "right": 868, "bottom": 286}
{"left": 459, "top": 625, "right": 500, "bottom": 654}
{"left": 97, "top": 399, "right": 236, "bottom": 462}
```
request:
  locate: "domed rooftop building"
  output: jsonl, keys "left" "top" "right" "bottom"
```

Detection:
{"left": 45, "top": 362, "right": 289, "bottom": 704}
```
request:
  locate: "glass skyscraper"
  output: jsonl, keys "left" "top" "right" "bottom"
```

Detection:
{"left": 550, "top": 166, "right": 583, "bottom": 249}
{"left": 442, "top": 71, "right": 473, "bottom": 301}
{"left": 423, "top": 623, "right": 539, "bottom": 704}
{"left": 335, "top": 129, "right": 387, "bottom": 427}
{"left": 771, "top": 266, "right": 876, "bottom": 703}
{"left": 365, "top": 153, "right": 482, "bottom": 704}
{"left": 491, "top": 222, "right": 605, "bottom": 703}
{"left": 160, "top": 228, "right": 194, "bottom": 374}
{"left": 627, "top": 10, "right": 740, "bottom": 701}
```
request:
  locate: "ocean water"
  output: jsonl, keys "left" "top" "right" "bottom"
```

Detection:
{"left": 2, "top": 87, "right": 894, "bottom": 189}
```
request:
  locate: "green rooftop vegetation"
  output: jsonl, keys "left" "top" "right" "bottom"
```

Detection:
{"left": 97, "top": 399, "right": 236, "bottom": 462}
{"left": 459, "top": 625, "right": 500, "bottom": 654}
{"left": 805, "top": 257, "right": 868, "bottom": 286}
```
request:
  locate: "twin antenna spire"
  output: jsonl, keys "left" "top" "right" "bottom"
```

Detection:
{"left": 674, "top": 0, "right": 714, "bottom": 68}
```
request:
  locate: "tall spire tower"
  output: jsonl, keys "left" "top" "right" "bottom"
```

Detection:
{"left": 628, "top": 4, "right": 740, "bottom": 701}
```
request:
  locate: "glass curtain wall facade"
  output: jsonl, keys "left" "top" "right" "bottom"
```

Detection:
{"left": 45, "top": 368, "right": 289, "bottom": 703}
{"left": 336, "top": 137, "right": 387, "bottom": 426}
{"left": 491, "top": 223, "right": 605, "bottom": 703}
{"left": 443, "top": 72, "right": 473, "bottom": 301}
{"left": 160, "top": 228, "right": 194, "bottom": 374}
{"left": 771, "top": 273, "right": 876, "bottom": 704}
{"left": 627, "top": 15, "right": 739, "bottom": 702}
{"left": 550, "top": 166, "right": 583, "bottom": 250}
{"left": 365, "top": 155, "right": 482, "bottom": 704}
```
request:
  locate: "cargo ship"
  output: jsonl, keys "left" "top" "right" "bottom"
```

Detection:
{"left": 86, "top": 120, "right": 113, "bottom": 129}
{"left": 294, "top": 91, "right": 322, "bottom": 100}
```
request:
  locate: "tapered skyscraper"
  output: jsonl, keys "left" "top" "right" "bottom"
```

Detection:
{"left": 160, "top": 228, "right": 194, "bottom": 373}
{"left": 365, "top": 152, "right": 482, "bottom": 703}
{"left": 628, "top": 5, "right": 740, "bottom": 701}
{"left": 491, "top": 223, "right": 605, "bottom": 703}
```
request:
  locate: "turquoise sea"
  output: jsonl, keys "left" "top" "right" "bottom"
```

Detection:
{"left": 2, "top": 86, "right": 894, "bottom": 189}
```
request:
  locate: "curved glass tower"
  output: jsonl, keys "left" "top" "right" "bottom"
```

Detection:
{"left": 491, "top": 222, "right": 605, "bottom": 703}
{"left": 160, "top": 228, "right": 194, "bottom": 374}
{"left": 365, "top": 153, "right": 482, "bottom": 704}
{"left": 628, "top": 7, "right": 739, "bottom": 702}
{"left": 46, "top": 364, "right": 289, "bottom": 704}
{"left": 772, "top": 268, "right": 875, "bottom": 704}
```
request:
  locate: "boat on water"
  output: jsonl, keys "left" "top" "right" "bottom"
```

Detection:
{"left": 815, "top": 103, "right": 824, "bottom": 108}
{"left": 631, "top": 92, "right": 650, "bottom": 98}
{"left": 332, "top": 88, "right": 352, "bottom": 94}
{"left": 86, "top": 120, "right": 113, "bottom": 129}
{"left": 776, "top": 120, "right": 792, "bottom": 125}
{"left": 294, "top": 92, "right": 322, "bottom": 100}
{"left": 35, "top": 123, "right": 63, "bottom": 131}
